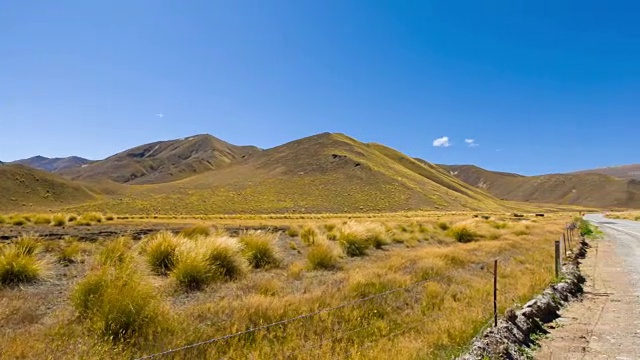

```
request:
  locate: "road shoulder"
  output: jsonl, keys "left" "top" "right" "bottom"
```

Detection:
{"left": 535, "top": 228, "right": 640, "bottom": 359}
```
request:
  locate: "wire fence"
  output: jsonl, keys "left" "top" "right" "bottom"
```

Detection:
{"left": 136, "top": 223, "right": 579, "bottom": 360}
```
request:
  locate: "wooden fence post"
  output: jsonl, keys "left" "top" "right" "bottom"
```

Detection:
{"left": 493, "top": 259, "right": 498, "bottom": 327}
{"left": 554, "top": 240, "right": 561, "bottom": 279}
{"left": 562, "top": 234, "right": 567, "bottom": 257}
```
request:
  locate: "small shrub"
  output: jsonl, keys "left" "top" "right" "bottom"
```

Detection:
{"left": 437, "top": 222, "right": 450, "bottom": 231}
{"left": 339, "top": 232, "right": 371, "bottom": 256}
{"left": 143, "top": 232, "right": 182, "bottom": 275}
{"left": 481, "top": 215, "right": 491, "bottom": 220}
{"left": 238, "top": 231, "right": 281, "bottom": 269}
{"left": 68, "top": 214, "right": 78, "bottom": 222}
{"left": 0, "top": 245, "right": 45, "bottom": 285}
{"left": 105, "top": 215, "right": 115, "bottom": 221}
{"left": 307, "top": 241, "right": 342, "bottom": 270}
{"left": 52, "top": 213, "right": 67, "bottom": 227}
{"left": 635, "top": 216, "right": 640, "bottom": 221}
{"left": 300, "top": 226, "right": 318, "bottom": 245}
{"left": 447, "top": 226, "right": 478, "bottom": 243}
{"left": 179, "top": 225, "right": 211, "bottom": 239}
{"left": 489, "top": 221, "right": 508, "bottom": 230}
{"left": 172, "top": 247, "right": 212, "bottom": 290}
{"left": 201, "top": 236, "right": 248, "bottom": 280}
{"left": 32, "top": 215, "right": 52, "bottom": 225}
{"left": 0, "top": 215, "right": 7, "bottom": 224}
{"left": 323, "top": 223, "right": 337, "bottom": 232}
{"left": 97, "top": 237, "right": 133, "bottom": 266}
{"left": 71, "top": 266, "right": 165, "bottom": 341}
{"left": 577, "top": 219, "right": 593, "bottom": 236}
{"left": 286, "top": 227, "right": 299, "bottom": 237}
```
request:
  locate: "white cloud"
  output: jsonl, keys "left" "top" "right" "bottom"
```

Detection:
{"left": 155, "top": 113, "right": 165, "bottom": 118}
{"left": 464, "top": 139, "right": 479, "bottom": 147}
{"left": 432, "top": 136, "right": 451, "bottom": 147}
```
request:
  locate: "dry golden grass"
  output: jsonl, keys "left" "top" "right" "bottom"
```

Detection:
{"left": 607, "top": 211, "right": 640, "bottom": 221}
{"left": 0, "top": 213, "right": 575, "bottom": 359}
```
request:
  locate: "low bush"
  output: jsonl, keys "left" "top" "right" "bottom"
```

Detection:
{"left": 578, "top": 219, "right": 594, "bottom": 237}
{"left": 307, "top": 241, "right": 342, "bottom": 270}
{"left": 447, "top": 226, "right": 478, "bottom": 243}
{"left": 71, "top": 265, "right": 165, "bottom": 341}
{"left": 105, "top": 215, "right": 115, "bottom": 221}
{"left": 179, "top": 225, "right": 211, "bottom": 239}
{"left": 68, "top": 214, "right": 78, "bottom": 222}
{"left": 0, "top": 245, "right": 46, "bottom": 285}
{"left": 0, "top": 215, "right": 7, "bottom": 224}
{"left": 52, "top": 214, "right": 67, "bottom": 227}
{"left": 239, "top": 231, "right": 281, "bottom": 269}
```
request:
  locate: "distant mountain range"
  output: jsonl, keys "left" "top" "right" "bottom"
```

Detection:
{"left": 571, "top": 164, "right": 640, "bottom": 181}
{"left": 2, "top": 133, "right": 638, "bottom": 213}
{"left": 11, "top": 156, "right": 91, "bottom": 172}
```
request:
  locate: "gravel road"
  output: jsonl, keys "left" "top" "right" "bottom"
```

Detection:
{"left": 535, "top": 214, "right": 640, "bottom": 359}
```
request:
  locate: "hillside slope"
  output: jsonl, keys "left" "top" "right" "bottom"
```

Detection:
{"left": 572, "top": 164, "right": 640, "bottom": 181}
{"left": 0, "top": 164, "right": 96, "bottom": 212}
{"left": 441, "top": 164, "right": 640, "bottom": 208}
{"left": 12, "top": 156, "right": 91, "bottom": 172}
{"left": 66, "top": 133, "right": 519, "bottom": 214}
{"left": 59, "top": 134, "right": 260, "bottom": 184}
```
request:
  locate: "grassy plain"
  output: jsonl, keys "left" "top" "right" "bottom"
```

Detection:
{"left": 0, "top": 212, "right": 575, "bottom": 359}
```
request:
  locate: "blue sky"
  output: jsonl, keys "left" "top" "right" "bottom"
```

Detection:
{"left": 1, "top": 1, "right": 638, "bottom": 175}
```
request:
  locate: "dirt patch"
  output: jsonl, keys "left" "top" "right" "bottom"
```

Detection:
{"left": 0, "top": 224, "right": 290, "bottom": 242}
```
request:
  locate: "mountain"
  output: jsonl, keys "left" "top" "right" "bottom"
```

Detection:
{"left": 0, "top": 164, "right": 96, "bottom": 212}
{"left": 12, "top": 155, "right": 91, "bottom": 172}
{"left": 67, "top": 133, "right": 531, "bottom": 215}
{"left": 572, "top": 164, "right": 640, "bottom": 181}
{"left": 58, "top": 134, "right": 260, "bottom": 184}
{"left": 441, "top": 164, "right": 640, "bottom": 209}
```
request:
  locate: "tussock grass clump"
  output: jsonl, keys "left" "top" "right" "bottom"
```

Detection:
{"left": 0, "top": 215, "right": 7, "bottom": 225}
{"left": 142, "top": 231, "right": 183, "bottom": 275}
{"left": 179, "top": 225, "right": 211, "bottom": 239}
{"left": 172, "top": 245, "right": 212, "bottom": 290}
{"left": 513, "top": 229, "right": 529, "bottom": 236}
{"left": 97, "top": 237, "right": 134, "bottom": 266}
{"left": 80, "top": 212, "right": 103, "bottom": 224}
{"left": 0, "top": 245, "right": 46, "bottom": 285}
{"left": 32, "top": 215, "right": 52, "bottom": 225}
{"left": 71, "top": 265, "right": 165, "bottom": 341}
{"left": 238, "top": 231, "right": 281, "bottom": 269}
{"left": 437, "top": 222, "right": 450, "bottom": 231}
{"left": 68, "top": 214, "right": 78, "bottom": 222}
{"left": 11, "top": 217, "right": 28, "bottom": 226}
{"left": 337, "top": 221, "right": 389, "bottom": 256}
{"left": 201, "top": 236, "right": 248, "bottom": 280}
{"left": 15, "top": 235, "right": 41, "bottom": 255}
{"left": 299, "top": 226, "right": 318, "bottom": 245}
{"left": 52, "top": 214, "right": 67, "bottom": 227}
{"left": 447, "top": 226, "right": 478, "bottom": 243}
{"left": 58, "top": 241, "right": 81, "bottom": 264}
{"left": 307, "top": 240, "right": 342, "bottom": 270}
{"left": 488, "top": 221, "right": 508, "bottom": 230}
{"left": 286, "top": 226, "right": 299, "bottom": 237}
